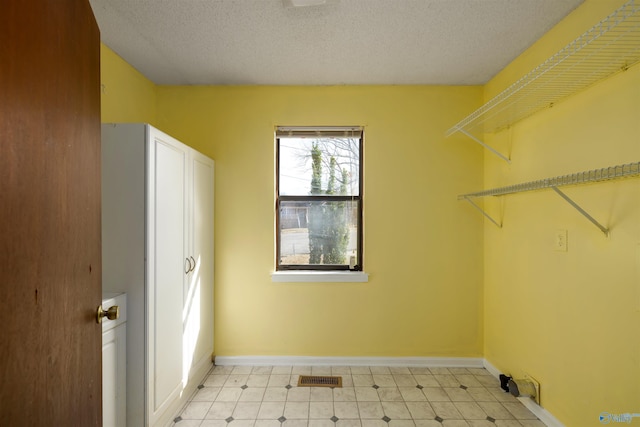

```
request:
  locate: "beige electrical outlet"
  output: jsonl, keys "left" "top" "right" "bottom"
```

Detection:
{"left": 554, "top": 229, "right": 568, "bottom": 252}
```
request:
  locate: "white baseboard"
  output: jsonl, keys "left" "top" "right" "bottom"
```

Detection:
{"left": 214, "top": 355, "right": 485, "bottom": 368}
{"left": 483, "top": 358, "right": 565, "bottom": 427}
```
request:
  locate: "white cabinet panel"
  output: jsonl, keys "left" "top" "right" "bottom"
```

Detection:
{"left": 102, "top": 293, "right": 127, "bottom": 427}
{"left": 148, "top": 135, "right": 187, "bottom": 419}
{"left": 102, "top": 123, "right": 214, "bottom": 427}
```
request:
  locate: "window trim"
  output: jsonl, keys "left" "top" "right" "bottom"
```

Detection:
{"left": 275, "top": 127, "right": 363, "bottom": 272}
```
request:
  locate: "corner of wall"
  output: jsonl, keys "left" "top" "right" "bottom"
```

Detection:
{"left": 100, "top": 43, "right": 158, "bottom": 125}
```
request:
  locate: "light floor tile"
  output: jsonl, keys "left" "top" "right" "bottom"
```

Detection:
{"left": 475, "top": 402, "right": 514, "bottom": 420}
{"left": 283, "top": 420, "right": 308, "bottom": 427}
{"left": 192, "top": 386, "right": 221, "bottom": 401}
{"left": 441, "top": 421, "right": 470, "bottom": 427}
{"left": 452, "top": 402, "right": 487, "bottom": 420}
{"left": 181, "top": 401, "right": 213, "bottom": 419}
{"left": 350, "top": 367, "right": 371, "bottom": 375}
{"left": 357, "top": 401, "right": 384, "bottom": 419}
{"left": 310, "top": 387, "right": 333, "bottom": 402}
{"left": 216, "top": 388, "right": 243, "bottom": 402}
{"left": 257, "top": 401, "right": 285, "bottom": 419}
{"left": 413, "top": 421, "right": 442, "bottom": 427}
{"left": 268, "top": 375, "right": 292, "bottom": 387}
{"left": 408, "top": 368, "right": 431, "bottom": 375}
{"left": 422, "top": 387, "right": 450, "bottom": 402}
{"left": 263, "top": 387, "right": 288, "bottom": 402}
{"left": 352, "top": 375, "right": 375, "bottom": 387}
{"left": 205, "top": 375, "right": 229, "bottom": 387}
{"left": 355, "top": 387, "right": 380, "bottom": 402}
{"left": 388, "top": 420, "right": 416, "bottom": 427}
{"left": 465, "top": 387, "right": 496, "bottom": 402}
{"left": 429, "top": 401, "right": 464, "bottom": 420}
{"left": 252, "top": 366, "right": 274, "bottom": 375}
{"left": 233, "top": 402, "right": 261, "bottom": 419}
{"left": 312, "top": 366, "right": 332, "bottom": 375}
{"left": 200, "top": 420, "right": 228, "bottom": 427}
{"left": 502, "top": 402, "right": 538, "bottom": 420}
{"left": 519, "top": 421, "right": 546, "bottom": 427}
{"left": 240, "top": 388, "right": 266, "bottom": 402}
{"left": 309, "top": 401, "right": 334, "bottom": 419}
{"left": 335, "top": 401, "right": 361, "bottom": 419}
{"left": 465, "top": 421, "right": 495, "bottom": 427}
{"left": 454, "top": 375, "right": 482, "bottom": 387}
{"left": 413, "top": 375, "right": 439, "bottom": 387}
{"left": 404, "top": 402, "right": 436, "bottom": 420}
{"left": 494, "top": 421, "right": 525, "bottom": 427}
{"left": 381, "top": 402, "right": 412, "bottom": 419}
{"left": 254, "top": 420, "right": 280, "bottom": 427}
{"left": 377, "top": 388, "right": 403, "bottom": 402}
{"left": 434, "top": 375, "right": 460, "bottom": 387}
{"left": 372, "top": 375, "right": 396, "bottom": 387}
{"left": 176, "top": 366, "right": 539, "bottom": 427}
{"left": 206, "top": 401, "right": 237, "bottom": 420}
{"left": 474, "top": 376, "right": 499, "bottom": 388}
{"left": 309, "top": 420, "right": 335, "bottom": 427}
{"left": 284, "top": 401, "right": 310, "bottom": 419}
{"left": 333, "top": 387, "right": 357, "bottom": 402}
{"left": 288, "top": 387, "right": 311, "bottom": 401}
{"left": 226, "top": 374, "right": 250, "bottom": 387}
{"left": 247, "top": 375, "right": 270, "bottom": 387}
{"left": 428, "top": 368, "right": 451, "bottom": 375}
{"left": 393, "top": 375, "right": 417, "bottom": 387}
{"left": 444, "top": 388, "right": 474, "bottom": 402}
{"left": 232, "top": 366, "right": 254, "bottom": 374}
{"left": 174, "top": 421, "right": 203, "bottom": 427}
{"left": 398, "top": 387, "right": 427, "bottom": 402}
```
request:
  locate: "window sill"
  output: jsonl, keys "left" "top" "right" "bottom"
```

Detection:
{"left": 271, "top": 271, "right": 369, "bottom": 283}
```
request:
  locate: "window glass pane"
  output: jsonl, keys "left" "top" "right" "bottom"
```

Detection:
{"left": 279, "top": 137, "right": 360, "bottom": 196}
{"left": 279, "top": 200, "right": 359, "bottom": 266}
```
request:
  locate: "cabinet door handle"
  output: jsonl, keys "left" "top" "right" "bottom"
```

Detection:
{"left": 185, "top": 258, "right": 192, "bottom": 274}
{"left": 189, "top": 256, "right": 196, "bottom": 273}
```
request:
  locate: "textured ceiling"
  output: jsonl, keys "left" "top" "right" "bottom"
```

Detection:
{"left": 89, "top": 0, "right": 585, "bottom": 86}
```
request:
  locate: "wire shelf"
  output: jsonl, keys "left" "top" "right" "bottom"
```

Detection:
{"left": 458, "top": 161, "right": 640, "bottom": 200}
{"left": 446, "top": 0, "right": 640, "bottom": 138}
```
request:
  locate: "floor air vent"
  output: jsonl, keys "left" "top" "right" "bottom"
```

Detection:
{"left": 297, "top": 375, "right": 342, "bottom": 388}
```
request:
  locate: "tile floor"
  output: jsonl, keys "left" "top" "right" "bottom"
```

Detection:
{"left": 172, "top": 366, "right": 545, "bottom": 427}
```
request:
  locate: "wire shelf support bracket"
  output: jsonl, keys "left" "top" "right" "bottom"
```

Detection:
{"left": 446, "top": 0, "right": 640, "bottom": 162}
{"left": 459, "top": 162, "right": 640, "bottom": 234}
{"left": 550, "top": 186, "right": 609, "bottom": 236}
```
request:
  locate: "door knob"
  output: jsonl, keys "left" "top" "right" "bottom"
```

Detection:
{"left": 96, "top": 305, "right": 119, "bottom": 324}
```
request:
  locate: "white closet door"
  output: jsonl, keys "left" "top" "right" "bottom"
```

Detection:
{"left": 147, "top": 131, "right": 188, "bottom": 422}
{"left": 184, "top": 151, "right": 214, "bottom": 377}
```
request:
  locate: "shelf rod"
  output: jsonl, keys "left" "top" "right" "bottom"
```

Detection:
{"left": 457, "top": 161, "right": 640, "bottom": 200}
{"left": 551, "top": 187, "right": 609, "bottom": 236}
{"left": 462, "top": 196, "right": 502, "bottom": 228}
{"left": 455, "top": 127, "right": 511, "bottom": 163}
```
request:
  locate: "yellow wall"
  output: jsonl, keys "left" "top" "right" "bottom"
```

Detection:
{"left": 99, "top": 1, "right": 640, "bottom": 422}
{"left": 482, "top": 1, "right": 640, "bottom": 425}
{"left": 100, "top": 44, "right": 157, "bottom": 125}
{"left": 155, "top": 85, "right": 485, "bottom": 357}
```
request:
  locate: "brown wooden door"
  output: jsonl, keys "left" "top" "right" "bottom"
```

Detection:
{"left": 0, "top": 0, "right": 102, "bottom": 425}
